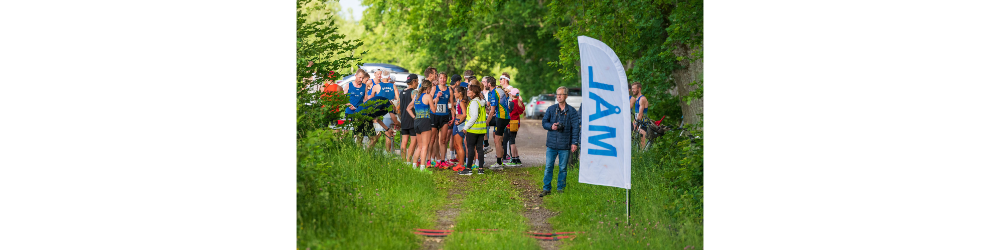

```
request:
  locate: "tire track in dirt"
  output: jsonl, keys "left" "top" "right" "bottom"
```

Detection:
{"left": 421, "top": 172, "right": 470, "bottom": 250}
{"left": 508, "top": 169, "right": 561, "bottom": 250}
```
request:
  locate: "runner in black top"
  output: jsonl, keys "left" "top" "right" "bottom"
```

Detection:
{"left": 400, "top": 74, "right": 419, "bottom": 163}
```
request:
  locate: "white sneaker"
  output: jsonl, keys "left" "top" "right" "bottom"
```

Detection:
{"left": 489, "top": 163, "right": 504, "bottom": 170}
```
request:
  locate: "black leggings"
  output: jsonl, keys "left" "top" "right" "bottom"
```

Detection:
{"left": 466, "top": 133, "right": 486, "bottom": 169}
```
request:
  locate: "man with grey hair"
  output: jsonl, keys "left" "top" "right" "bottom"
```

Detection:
{"left": 539, "top": 86, "right": 581, "bottom": 197}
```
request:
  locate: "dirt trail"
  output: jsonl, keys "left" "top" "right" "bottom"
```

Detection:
{"left": 509, "top": 169, "right": 561, "bottom": 250}
{"left": 421, "top": 172, "right": 469, "bottom": 250}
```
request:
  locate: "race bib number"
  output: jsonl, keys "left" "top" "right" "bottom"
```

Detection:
{"left": 436, "top": 104, "right": 447, "bottom": 112}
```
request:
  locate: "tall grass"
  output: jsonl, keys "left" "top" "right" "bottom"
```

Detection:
{"left": 531, "top": 129, "right": 704, "bottom": 249}
{"left": 297, "top": 129, "right": 445, "bottom": 249}
{"left": 443, "top": 169, "right": 539, "bottom": 250}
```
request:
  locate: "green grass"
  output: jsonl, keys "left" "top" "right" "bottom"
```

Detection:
{"left": 528, "top": 151, "right": 703, "bottom": 249}
{"left": 297, "top": 129, "right": 447, "bottom": 249}
{"left": 443, "top": 169, "right": 539, "bottom": 250}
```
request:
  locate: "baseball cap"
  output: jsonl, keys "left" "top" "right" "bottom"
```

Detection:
{"left": 451, "top": 74, "right": 461, "bottom": 84}
{"left": 405, "top": 74, "right": 419, "bottom": 83}
{"left": 459, "top": 82, "right": 468, "bottom": 88}
{"left": 509, "top": 88, "right": 520, "bottom": 96}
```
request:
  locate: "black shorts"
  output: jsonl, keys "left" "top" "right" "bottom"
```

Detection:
{"left": 431, "top": 114, "right": 450, "bottom": 129}
{"left": 414, "top": 118, "right": 432, "bottom": 134}
{"left": 354, "top": 121, "right": 375, "bottom": 137}
{"left": 504, "top": 131, "right": 517, "bottom": 145}
{"left": 494, "top": 118, "right": 509, "bottom": 136}
{"left": 400, "top": 128, "right": 416, "bottom": 137}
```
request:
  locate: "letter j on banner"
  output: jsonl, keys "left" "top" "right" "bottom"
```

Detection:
{"left": 577, "top": 36, "right": 631, "bottom": 190}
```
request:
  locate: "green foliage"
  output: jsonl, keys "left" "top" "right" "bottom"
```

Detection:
{"left": 296, "top": 129, "right": 444, "bottom": 249}
{"left": 544, "top": 0, "right": 703, "bottom": 126}
{"left": 297, "top": 0, "right": 365, "bottom": 137}
{"left": 361, "top": 0, "right": 575, "bottom": 99}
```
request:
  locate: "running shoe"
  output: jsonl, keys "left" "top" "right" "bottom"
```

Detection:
{"left": 488, "top": 163, "right": 504, "bottom": 170}
{"left": 458, "top": 169, "right": 472, "bottom": 176}
{"left": 477, "top": 168, "right": 485, "bottom": 174}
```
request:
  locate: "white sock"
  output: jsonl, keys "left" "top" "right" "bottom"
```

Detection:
{"left": 412, "top": 163, "right": 417, "bottom": 169}
{"left": 419, "top": 165, "right": 425, "bottom": 171}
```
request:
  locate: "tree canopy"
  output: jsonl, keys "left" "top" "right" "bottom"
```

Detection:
{"left": 304, "top": 0, "right": 703, "bottom": 127}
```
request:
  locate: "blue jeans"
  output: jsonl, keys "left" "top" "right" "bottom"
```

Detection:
{"left": 543, "top": 147, "right": 570, "bottom": 191}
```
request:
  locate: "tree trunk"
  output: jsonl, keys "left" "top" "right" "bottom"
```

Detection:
{"left": 672, "top": 44, "right": 703, "bottom": 130}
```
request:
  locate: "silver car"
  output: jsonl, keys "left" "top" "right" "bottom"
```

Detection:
{"left": 565, "top": 87, "right": 583, "bottom": 111}
{"left": 525, "top": 96, "right": 538, "bottom": 118}
{"left": 531, "top": 94, "right": 556, "bottom": 119}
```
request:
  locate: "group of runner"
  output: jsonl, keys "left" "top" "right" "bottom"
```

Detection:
{"left": 341, "top": 67, "right": 525, "bottom": 175}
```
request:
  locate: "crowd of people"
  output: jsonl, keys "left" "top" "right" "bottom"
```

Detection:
{"left": 338, "top": 67, "right": 527, "bottom": 176}
{"left": 323, "top": 66, "right": 651, "bottom": 198}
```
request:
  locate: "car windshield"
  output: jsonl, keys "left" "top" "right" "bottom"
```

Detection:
{"left": 540, "top": 95, "right": 556, "bottom": 101}
{"left": 568, "top": 88, "right": 582, "bottom": 96}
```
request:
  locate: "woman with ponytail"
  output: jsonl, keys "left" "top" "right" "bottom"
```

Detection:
{"left": 407, "top": 80, "right": 435, "bottom": 172}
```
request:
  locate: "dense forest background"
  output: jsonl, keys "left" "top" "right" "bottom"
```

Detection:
{"left": 298, "top": 0, "right": 703, "bottom": 128}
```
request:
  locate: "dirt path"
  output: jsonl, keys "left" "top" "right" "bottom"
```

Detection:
{"left": 421, "top": 119, "right": 560, "bottom": 249}
{"left": 509, "top": 169, "right": 561, "bottom": 250}
{"left": 421, "top": 172, "right": 470, "bottom": 250}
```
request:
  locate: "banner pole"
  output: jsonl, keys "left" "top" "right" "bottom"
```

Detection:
{"left": 626, "top": 189, "right": 630, "bottom": 225}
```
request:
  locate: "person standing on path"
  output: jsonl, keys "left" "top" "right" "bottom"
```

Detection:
{"left": 421, "top": 67, "right": 438, "bottom": 166}
{"left": 451, "top": 82, "right": 470, "bottom": 171}
{"left": 487, "top": 76, "right": 510, "bottom": 169}
{"left": 461, "top": 84, "right": 489, "bottom": 175}
{"left": 399, "top": 74, "right": 419, "bottom": 163}
{"left": 430, "top": 72, "right": 452, "bottom": 164}
{"left": 539, "top": 86, "right": 581, "bottom": 197}
{"left": 504, "top": 87, "right": 524, "bottom": 166}
{"left": 481, "top": 76, "right": 493, "bottom": 153}
{"left": 408, "top": 80, "right": 435, "bottom": 172}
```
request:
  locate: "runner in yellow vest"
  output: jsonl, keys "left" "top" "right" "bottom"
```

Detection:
{"left": 461, "top": 83, "right": 489, "bottom": 174}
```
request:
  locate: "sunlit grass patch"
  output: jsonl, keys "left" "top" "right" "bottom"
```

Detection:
{"left": 443, "top": 171, "right": 539, "bottom": 250}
